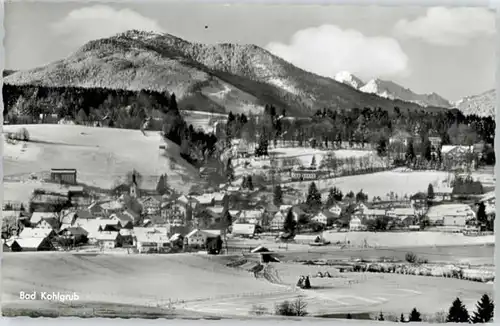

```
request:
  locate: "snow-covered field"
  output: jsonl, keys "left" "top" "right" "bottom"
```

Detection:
{"left": 1, "top": 253, "right": 286, "bottom": 311}
{"left": 268, "top": 147, "right": 379, "bottom": 167}
{"left": 2, "top": 124, "right": 199, "bottom": 194}
{"left": 287, "top": 170, "right": 454, "bottom": 199}
{"left": 2, "top": 252, "right": 492, "bottom": 318}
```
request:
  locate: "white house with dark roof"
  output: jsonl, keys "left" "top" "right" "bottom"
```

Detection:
{"left": 30, "top": 212, "right": 58, "bottom": 226}
{"left": 95, "top": 231, "right": 121, "bottom": 249}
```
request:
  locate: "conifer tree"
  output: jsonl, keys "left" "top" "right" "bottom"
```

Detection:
{"left": 471, "top": 294, "right": 494, "bottom": 323}
{"left": 409, "top": 308, "right": 422, "bottom": 322}
{"left": 427, "top": 183, "right": 435, "bottom": 199}
{"left": 273, "top": 185, "right": 283, "bottom": 206}
{"left": 326, "top": 188, "right": 336, "bottom": 206}
{"left": 400, "top": 313, "right": 406, "bottom": 322}
{"left": 378, "top": 312, "right": 385, "bottom": 321}
{"left": 283, "top": 209, "right": 295, "bottom": 234}
{"left": 306, "top": 182, "right": 322, "bottom": 208}
{"left": 247, "top": 175, "right": 254, "bottom": 191}
{"left": 447, "top": 298, "right": 470, "bottom": 323}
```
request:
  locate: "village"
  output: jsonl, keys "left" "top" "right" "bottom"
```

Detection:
{"left": 1, "top": 127, "right": 495, "bottom": 255}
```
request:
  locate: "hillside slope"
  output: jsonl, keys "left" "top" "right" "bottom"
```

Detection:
{"left": 4, "top": 30, "right": 447, "bottom": 115}
{"left": 455, "top": 89, "right": 495, "bottom": 117}
{"left": 2, "top": 253, "right": 284, "bottom": 310}
{"left": 2, "top": 124, "right": 199, "bottom": 192}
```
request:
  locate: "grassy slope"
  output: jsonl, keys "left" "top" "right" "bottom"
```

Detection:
{"left": 2, "top": 124, "right": 199, "bottom": 194}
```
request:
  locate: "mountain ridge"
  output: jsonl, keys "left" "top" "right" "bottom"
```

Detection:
{"left": 4, "top": 29, "right": 450, "bottom": 116}
{"left": 454, "top": 89, "right": 495, "bottom": 117}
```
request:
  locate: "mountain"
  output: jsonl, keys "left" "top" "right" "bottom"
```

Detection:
{"left": 359, "top": 78, "right": 452, "bottom": 108}
{"left": 334, "top": 71, "right": 364, "bottom": 89}
{"left": 454, "top": 89, "right": 495, "bottom": 117}
{"left": 4, "top": 30, "right": 448, "bottom": 116}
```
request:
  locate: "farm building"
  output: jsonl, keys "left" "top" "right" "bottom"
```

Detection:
{"left": 50, "top": 169, "right": 77, "bottom": 185}
{"left": 95, "top": 231, "right": 122, "bottom": 249}
{"left": 231, "top": 223, "right": 256, "bottom": 237}
{"left": 12, "top": 237, "right": 55, "bottom": 251}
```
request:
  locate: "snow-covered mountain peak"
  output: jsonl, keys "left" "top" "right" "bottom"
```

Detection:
{"left": 334, "top": 71, "right": 364, "bottom": 89}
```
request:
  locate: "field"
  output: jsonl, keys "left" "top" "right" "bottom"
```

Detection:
{"left": 2, "top": 124, "right": 200, "bottom": 196}
{"left": 2, "top": 251, "right": 493, "bottom": 319}
{"left": 268, "top": 147, "right": 381, "bottom": 168}
{"left": 287, "top": 170, "right": 454, "bottom": 199}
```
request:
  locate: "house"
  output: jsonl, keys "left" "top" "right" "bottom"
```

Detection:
{"left": 50, "top": 169, "right": 77, "bottom": 185}
{"left": 355, "top": 209, "right": 386, "bottom": 220}
{"left": 441, "top": 145, "right": 475, "bottom": 171}
{"left": 29, "top": 212, "right": 58, "bottom": 226}
{"left": 88, "top": 202, "right": 106, "bottom": 217}
{"left": 98, "top": 201, "right": 125, "bottom": 215}
{"left": 392, "top": 208, "right": 416, "bottom": 220}
{"left": 290, "top": 169, "right": 329, "bottom": 181}
{"left": 312, "top": 210, "right": 336, "bottom": 226}
{"left": 19, "top": 227, "right": 55, "bottom": 239}
{"left": 3, "top": 239, "right": 22, "bottom": 252}
{"left": 95, "top": 231, "right": 122, "bottom": 249}
{"left": 428, "top": 136, "right": 442, "bottom": 149}
{"left": 36, "top": 217, "right": 59, "bottom": 230}
{"left": 73, "top": 218, "right": 110, "bottom": 242}
{"left": 141, "top": 196, "right": 162, "bottom": 215}
{"left": 388, "top": 130, "right": 419, "bottom": 147}
{"left": 134, "top": 227, "right": 170, "bottom": 253}
{"left": 238, "top": 210, "right": 264, "bottom": 225}
{"left": 213, "top": 192, "right": 227, "bottom": 206}
{"left": 232, "top": 223, "right": 256, "bottom": 237}
{"left": 161, "top": 201, "right": 187, "bottom": 222}
{"left": 12, "top": 237, "right": 55, "bottom": 251}
{"left": 58, "top": 226, "right": 89, "bottom": 238}
{"left": 109, "top": 213, "right": 134, "bottom": 229}
{"left": 426, "top": 204, "right": 475, "bottom": 226}
{"left": 192, "top": 194, "right": 216, "bottom": 207}
{"left": 74, "top": 209, "right": 93, "bottom": 219}
{"left": 185, "top": 229, "right": 208, "bottom": 247}
{"left": 349, "top": 217, "right": 362, "bottom": 231}
{"left": 327, "top": 204, "right": 342, "bottom": 217}
{"left": 271, "top": 212, "right": 286, "bottom": 231}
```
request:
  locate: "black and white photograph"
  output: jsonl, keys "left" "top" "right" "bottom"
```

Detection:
{"left": 1, "top": 1, "right": 496, "bottom": 322}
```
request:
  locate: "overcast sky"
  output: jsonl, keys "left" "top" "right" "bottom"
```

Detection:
{"left": 4, "top": 1, "right": 497, "bottom": 101}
